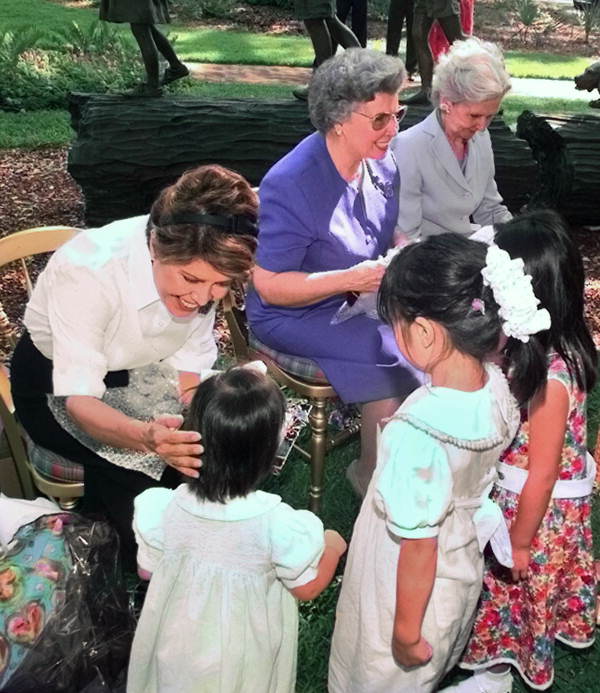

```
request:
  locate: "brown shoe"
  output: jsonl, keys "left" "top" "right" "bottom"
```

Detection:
{"left": 292, "top": 84, "right": 309, "bottom": 101}
{"left": 162, "top": 64, "right": 190, "bottom": 85}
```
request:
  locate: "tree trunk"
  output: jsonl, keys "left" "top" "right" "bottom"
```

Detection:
{"left": 68, "top": 94, "right": 538, "bottom": 227}
{"left": 516, "top": 110, "right": 600, "bottom": 226}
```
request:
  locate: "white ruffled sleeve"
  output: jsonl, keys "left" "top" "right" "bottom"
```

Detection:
{"left": 269, "top": 504, "right": 325, "bottom": 590}
{"left": 132, "top": 487, "right": 175, "bottom": 573}
{"left": 375, "top": 419, "right": 452, "bottom": 539}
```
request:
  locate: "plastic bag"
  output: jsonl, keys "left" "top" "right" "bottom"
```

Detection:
{"left": 0, "top": 513, "right": 134, "bottom": 693}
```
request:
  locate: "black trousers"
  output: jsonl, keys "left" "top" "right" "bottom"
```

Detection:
{"left": 336, "top": 0, "right": 367, "bottom": 47}
{"left": 386, "top": 0, "right": 417, "bottom": 73}
{"left": 11, "top": 332, "right": 179, "bottom": 569}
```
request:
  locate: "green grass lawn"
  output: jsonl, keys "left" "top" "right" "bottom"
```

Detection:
{"left": 268, "top": 381, "right": 600, "bottom": 692}
{"left": 0, "top": 0, "right": 597, "bottom": 76}
{"left": 503, "top": 51, "right": 595, "bottom": 80}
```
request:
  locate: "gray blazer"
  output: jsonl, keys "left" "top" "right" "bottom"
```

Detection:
{"left": 391, "top": 110, "right": 512, "bottom": 239}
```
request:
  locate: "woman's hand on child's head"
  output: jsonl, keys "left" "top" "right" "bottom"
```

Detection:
{"left": 324, "top": 529, "right": 347, "bottom": 557}
{"left": 143, "top": 414, "right": 203, "bottom": 478}
{"left": 392, "top": 634, "right": 433, "bottom": 669}
{"left": 510, "top": 544, "right": 531, "bottom": 581}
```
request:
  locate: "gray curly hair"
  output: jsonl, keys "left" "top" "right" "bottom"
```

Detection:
{"left": 431, "top": 37, "right": 511, "bottom": 107}
{"left": 308, "top": 48, "right": 406, "bottom": 134}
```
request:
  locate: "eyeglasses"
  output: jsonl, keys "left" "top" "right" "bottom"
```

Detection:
{"left": 354, "top": 105, "right": 407, "bottom": 131}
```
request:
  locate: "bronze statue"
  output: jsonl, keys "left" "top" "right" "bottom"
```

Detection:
{"left": 99, "top": 0, "right": 189, "bottom": 96}
{"left": 574, "top": 61, "right": 600, "bottom": 109}
{"left": 403, "top": 0, "right": 465, "bottom": 104}
{"left": 292, "top": 0, "right": 361, "bottom": 100}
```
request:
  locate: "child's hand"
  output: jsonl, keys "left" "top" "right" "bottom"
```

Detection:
{"left": 324, "top": 529, "right": 347, "bottom": 557}
{"left": 392, "top": 634, "right": 433, "bottom": 668}
{"left": 511, "top": 544, "right": 531, "bottom": 581}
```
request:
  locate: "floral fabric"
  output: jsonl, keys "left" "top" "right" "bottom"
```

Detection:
{"left": 461, "top": 354, "right": 596, "bottom": 690}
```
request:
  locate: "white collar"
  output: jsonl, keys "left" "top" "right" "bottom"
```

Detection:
{"left": 127, "top": 218, "right": 161, "bottom": 311}
{"left": 174, "top": 485, "right": 282, "bottom": 521}
{"left": 397, "top": 363, "right": 503, "bottom": 441}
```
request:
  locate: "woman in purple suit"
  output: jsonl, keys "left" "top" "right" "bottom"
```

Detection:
{"left": 246, "top": 49, "right": 422, "bottom": 495}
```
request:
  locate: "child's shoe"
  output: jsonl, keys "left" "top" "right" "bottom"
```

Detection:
{"left": 439, "top": 668, "right": 513, "bottom": 693}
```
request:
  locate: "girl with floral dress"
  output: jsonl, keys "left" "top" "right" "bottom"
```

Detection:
{"left": 127, "top": 365, "right": 347, "bottom": 693}
{"left": 329, "top": 233, "right": 551, "bottom": 692}
{"left": 444, "top": 209, "right": 598, "bottom": 693}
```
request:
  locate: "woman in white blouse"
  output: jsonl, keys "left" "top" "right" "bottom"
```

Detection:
{"left": 11, "top": 164, "right": 258, "bottom": 561}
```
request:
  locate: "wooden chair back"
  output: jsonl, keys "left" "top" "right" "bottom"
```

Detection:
{"left": 0, "top": 226, "right": 83, "bottom": 505}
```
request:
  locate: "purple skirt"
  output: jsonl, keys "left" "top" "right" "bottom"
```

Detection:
{"left": 249, "top": 302, "right": 424, "bottom": 404}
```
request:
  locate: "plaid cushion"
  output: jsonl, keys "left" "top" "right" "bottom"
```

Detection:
{"left": 25, "top": 436, "right": 84, "bottom": 483}
{"left": 249, "top": 332, "right": 328, "bottom": 384}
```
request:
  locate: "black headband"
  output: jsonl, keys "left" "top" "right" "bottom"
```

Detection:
{"left": 157, "top": 212, "right": 258, "bottom": 237}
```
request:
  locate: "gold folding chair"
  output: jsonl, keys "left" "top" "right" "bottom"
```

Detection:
{"left": 0, "top": 226, "right": 84, "bottom": 508}
{"left": 222, "top": 292, "right": 359, "bottom": 514}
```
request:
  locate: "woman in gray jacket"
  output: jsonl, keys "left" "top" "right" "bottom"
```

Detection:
{"left": 392, "top": 38, "right": 512, "bottom": 244}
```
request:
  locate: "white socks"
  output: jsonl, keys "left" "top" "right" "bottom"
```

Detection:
{"left": 439, "top": 668, "right": 513, "bottom": 693}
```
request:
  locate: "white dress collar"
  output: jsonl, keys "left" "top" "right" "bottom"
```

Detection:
{"left": 174, "top": 485, "right": 282, "bottom": 521}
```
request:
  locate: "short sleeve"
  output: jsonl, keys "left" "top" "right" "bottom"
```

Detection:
{"left": 255, "top": 171, "right": 317, "bottom": 273}
{"left": 132, "top": 487, "right": 175, "bottom": 573}
{"left": 269, "top": 504, "right": 325, "bottom": 589}
{"left": 375, "top": 419, "right": 452, "bottom": 539}
{"left": 162, "top": 309, "right": 218, "bottom": 374}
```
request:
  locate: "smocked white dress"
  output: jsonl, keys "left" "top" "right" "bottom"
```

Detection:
{"left": 127, "top": 485, "right": 325, "bottom": 693}
{"left": 328, "top": 364, "right": 519, "bottom": 693}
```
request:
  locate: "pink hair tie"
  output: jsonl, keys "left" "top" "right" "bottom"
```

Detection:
{"left": 471, "top": 298, "right": 486, "bottom": 315}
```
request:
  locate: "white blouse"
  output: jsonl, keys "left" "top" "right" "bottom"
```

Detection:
{"left": 24, "top": 215, "right": 218, "bottom": 399}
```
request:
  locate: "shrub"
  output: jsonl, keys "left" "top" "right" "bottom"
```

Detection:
{"left": 575, "top": 1, "right": 600, "bottom": 43}
{"left": 0, "top": 28, "right": 141, "bottom": 111}
{"left": 512, "top": 0, "right": 539, "bottom": 41}
{"left": 54, "top": 20, "right": 125, "bottom": 56}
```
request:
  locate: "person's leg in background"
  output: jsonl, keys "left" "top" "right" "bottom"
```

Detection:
{"left": 346, "top": 397, "right": 401, "bottom": 496}
{"left": 403, "top": 7, "right": 434, "bottom": 103}
{"left": 303, "top": 18, "right": 335, "bottom": 66}
{"left": 404, "top": 0, "right": 465, "bottom": 103}
{"left": 386, "top": 0, "right": 417, "bottom": 78}
{"left": 437, "top": 11, "right": 465, "bottom": 47}
{"left": 294, "top": 14, "right": 359, "bottom": 99}
{"left": 150, "top": 25, "right": 189, "bottom": 84}
{"left": 349, "top": 0, "right": 368, "bottom": 47}
{"left": 404, "top": 0, "right": 418, "bottom": 77}
{"left": 129, "top": 23, "right": 162, "bottom": 95}
{"left": 325, "top": 15, "right": 362, "bottom": 50}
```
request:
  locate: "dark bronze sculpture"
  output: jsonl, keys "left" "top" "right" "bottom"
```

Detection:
{"left": 386, "top": 0, "right": 418, "bottom": 79}
{"left": 99, "top": 0, "right": 189, "bottom": 96}
{"left": 403, "top": 0, "right": 465, "bottom": 104}
{"left": 574, "top": 61, "right": 600, "bottom": 109}
{"left": 292, "top": 0, "right": 360, "bottom": 100}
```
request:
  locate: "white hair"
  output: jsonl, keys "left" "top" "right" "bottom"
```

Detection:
{"left": 431, "top": 37, "right": 511, "bottom": 107}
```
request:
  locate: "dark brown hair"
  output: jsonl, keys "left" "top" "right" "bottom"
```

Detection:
{"left": 148, "top": 164, "right": 258, "bottom": 280}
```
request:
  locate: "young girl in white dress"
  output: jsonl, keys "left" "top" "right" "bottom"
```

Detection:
{"left": 328, "top": 233, "right": 550, "bottom": 692}
{"left": 127, "top": 365, "right": 347, "bottom": 693}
